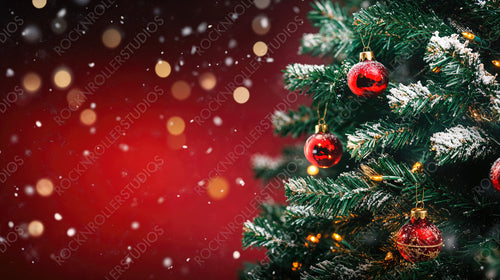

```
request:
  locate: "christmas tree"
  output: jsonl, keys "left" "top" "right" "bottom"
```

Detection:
{"left": 241, "top": 0, "right": 500, "bottom": 279}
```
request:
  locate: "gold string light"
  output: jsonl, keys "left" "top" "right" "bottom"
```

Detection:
{"left": 411, "top": 162, "right": 423, "bottom": 173}
{"left": 306, "top": 233, "right": 321, "bottom": 243}
{"left": 384, "top": 251, "right": 393, "bottom": 261}
{"left": 461, "top": 31, "right": 475, "bottom": 41}
{"left": 370, "top": 175, "right": 384, "bottom": 182}
{"left": 307, "top": 165, "right": 319, "bottom": 176}
{"left": 492, "top": 60, "right": 500, "bottom": 67}
{"left": 332, "top": 233, "right": 342, "bottom": 242}
{"left": 291, "top": 261, "right": 302, "bottom": 271}
{"left": 360, "top": 164, "right": 384, "bottom": 182}
{"left": 468, "top": 106, "right": 492, "bottom": 122}
{"left": 305, "top": 233, "right": 321, "bottom": 248}
{"left": 431, "top": 66, "right": 442, "bottom": 73}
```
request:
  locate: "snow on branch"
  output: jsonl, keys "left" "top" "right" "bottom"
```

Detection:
{"left": 430, "top": 125, "right": 490, "bottom": 164}
{"left": 388, "top": 81, "right": 434, "bottom": 108}
{"left": 283, "top": 63, "right": 349, "bottom": 102}
{"left": 388, "top": 82, "right": 432, "bottom": 104}
{"left": 251, "top": 154, "right": 284, "bottom": 170}
{"left": 425, "top": 32, "right": 500, "bottom": 115}
{"left": 284, "top": 64, "right": 326, "bottom": 88}
{"left": 425, "top": 32, "right": 497, "bottom": 86}
{"left": 492, "top": 95, "right": 500, "bottom": 117}
{"left": 286, "top": 177, "right": 311, "bottom": 195}
{"left": 387, "top": 81, "right": 459, "bottom": 118}
{"left": 272, "top": 110, "right": 295, "bottom": 131}
{"left": 347, "top": 121, "right": 424, "bottom": 160}
{"left": 300, "top": 33, "right": 332, "bottom": 55}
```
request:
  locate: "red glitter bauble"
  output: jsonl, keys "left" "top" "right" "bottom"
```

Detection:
{"left": 304, "top": 132, "right": 342, "bottom": 168}
{"left": 347, "top": 60, "right": 388, "bottom": 98}
{"left": 490, "top": 157, "right": 500, "bottom": 192}
{"left": 397, "top": 209, "right": 442, "bottom": 262}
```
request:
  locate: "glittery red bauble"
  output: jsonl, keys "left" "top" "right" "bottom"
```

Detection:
{"left": 347, "top": 60, "right": 388, "bottom": 98}
{"left": 490, "top": 157, "right": 500, "bottom": 192}
{"left": 304, "top": 132, "right": 342, "bottom": 168}
{"left": 397, "top": 216, "right": 442, "bottom": 262}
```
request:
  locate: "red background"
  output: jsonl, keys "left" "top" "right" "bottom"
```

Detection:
{"left": 0, "top": 0, "right": 321, "bottom": 279}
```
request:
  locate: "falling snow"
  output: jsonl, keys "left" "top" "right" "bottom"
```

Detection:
{"left": 24, "top": 185, "right": 35, "bottom": 196}
{"left": 181, "top": 26, "right": 193, "bottom": 36}
{"left": 6, "top": 68, "right": 14, "bottom": 77}
{"left": 235, "top": 177, "right": 245, "bottom": 186}
{"left": 131, "top": 222, "right": 140, "bottom": 230}
{"left": 197, "top": 22, "right": 207, "bottom": 33}
{"left": 213, "top": 116, "right": 223, "bottom": 126}
{"left": 225, "top": 57, "right": 233, "bottom": 66}
{"left": 251, "top": 154, "right": 284, "bottom": 170}
{"left": 228, "top": 39, "right": 237, "bottom": 49}
{"left": 0, "top": 1, "right": 370, "bottom": 279}
{"left": 232, "top": 251, "right": 240, "bottom": 259}
{"left": 54, "top": 213, "right": 63, "bottom": 221}
{"left": 163, "top": 257, "right": 173, "bottom": 268}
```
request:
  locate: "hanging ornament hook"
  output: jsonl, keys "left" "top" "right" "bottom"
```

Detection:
{"left": 315, "top": 102, "right": 329, "bottom": 133}
{"left": 414, "top": 183, "right": 425, "bottom": 211}
{"left": 316, "top": 102, "right": 328, "bottom": 123}
{"left": 411, "top": 183, "right": 427, "bottom": 221}
{"left": 359, "top": 32, "right": 375, "bottom": 61}
{"left": 365, "top": 32, "right": 373, "bottom": 50}
{"left": 359, "top": 31, "right": 373, "bottom": 51}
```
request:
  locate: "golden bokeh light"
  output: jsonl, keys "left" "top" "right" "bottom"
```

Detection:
{"left": 291, "top": 261, "right": 302, "bottom": 271}
{"left": 207, "top": 176, "right": 230, "bottom": 200}
{"left": 166, "top": 116, "right": 185, "bottom": 135}
{"left": 411, "top": 162, "right": 423, "bottom": 173}
{"left": 102, "top": 27, "right": 122, "bottom": 49}
{"left": 461, "top": 31, "right": 475, "bottom": 41}
{"left": 307, "top": 165, "right": 319, "bottom": 176}
{"left": 32, "top": 0, "right": 47, "bottom": 9}
{"left": 167, "top": 133, "right": 186, "bottom": 150}
{"left": 80, "top": 108, "right": 97, "bottom": 126}
{"left": 306, "top": 233, "right": 321, "bottom": 244}
{"left": 36, "top": 178, "right": 54, "bottom": 197}
{"left": 66, "top": 88, "right": 86, "bottom": 109}
{"left": 254, "top": 0, "right": 271, "bottom": 9}
{"left": 199, "top": 72, "right": 217, "bottom": 91}
{"left": 53, "top": 68, "right": 72, "bottom": 89}
{"left": 252, "top": 15, "right": 271, "bottom": 35}
{"left": 22, "top": 72, "right": 42, "bottom": 93}
{"left": 155, "top": 60, "right": 171, "bottom": 78}
{"left": 171, "top": 80, "right": 191, "bottom": 100}
{"left": 370, "top": 175, "right": 384, "bottom": 182}
{"left": 233, "top": 86, "right": 250, "bottom": 104}
{"left": 253, "top": 41, "right": 268, "bottom": 57}
{"left": 28, "top": 220, "right": 44, "bottom": 237}
{"left": 332, "top": 233, "right": 342, "bottom": 242}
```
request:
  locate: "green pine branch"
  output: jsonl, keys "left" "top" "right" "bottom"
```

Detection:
{"left": 283, "top": 62, "right": 351, "bottom": 103}
{"left": 352, "top": 1, "right": 454, "bottom": 64}
{"left": 302, "top": 1, "right": 355, "bottom": 58}
{"left": 272, "top": 106, "right": 316, "bottom": 138}
{"left": 430, "top": 125, "right": 493, "bottom": 165}
{"left": 347, "top": 120, "right": 427, "bottom": 160}
{"left": 242, "top": 1, "right": 500, "bottom": 279}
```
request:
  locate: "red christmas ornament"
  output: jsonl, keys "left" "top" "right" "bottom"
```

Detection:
{"left": 490, "top": 157, "right": 500, "bottom": 192}
{"left": 304, "top": 124, "right": 342, "bottom": 168}
{"left": 397, "top": 208, "right": 442, "bottom": 262}
{"left": 347, "top": 51, "right": 388, "bottom": 98}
